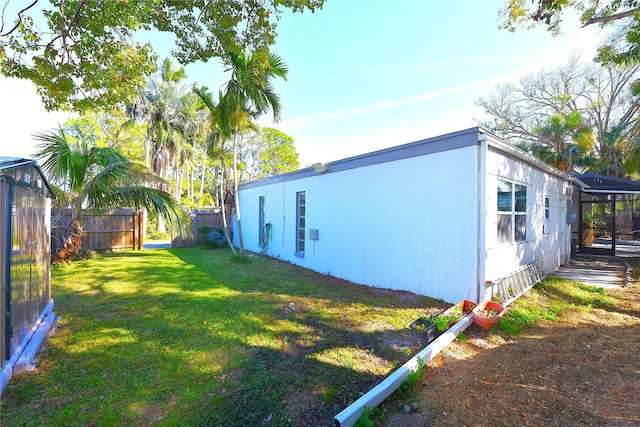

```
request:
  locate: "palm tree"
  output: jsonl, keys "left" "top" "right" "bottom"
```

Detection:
{"left": 531, "top": 110, "right": 594, "bottom": 172}
{"left": 171, "top": 91, "right": 207, "bottom": 203}
{"left": 35, "top": 128, "right": 190, "bottom": 263}
{"left": 218, "top": 49, "right": 288, "bottom": 258}
{"left": 588, "top": 123, "right": 640, "bottom": 178}
{"left": 193, "top": 86, "right": 239, "bottom": 254}
{"left": 129, "top": 58, "right": 193, "bottom": 231}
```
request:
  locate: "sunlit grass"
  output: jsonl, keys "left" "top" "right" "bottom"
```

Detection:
{"left": 499, "top": 275, "right": 620, "bottom": 335}
{"left": 310, "top": 347, "right": 395, "bottom": 375}
{"left": 1, "top": 247, "right": 443, "bottom": 426}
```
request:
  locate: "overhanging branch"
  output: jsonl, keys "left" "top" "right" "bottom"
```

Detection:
{"left": 583, "top": 8, "right": 639, "bottom": 27}
{"left": 0, "top": 0, "right": 39, "bottom": 37}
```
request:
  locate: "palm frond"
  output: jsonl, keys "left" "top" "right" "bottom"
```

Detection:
{"left": 33, "top": 128, "right": 87, "bottom": 193}
{"left": 268, "top": 52, "right": 288, "bottom": 80}
{"left": 80, "top": 160, "right": 191, "bottom": 235}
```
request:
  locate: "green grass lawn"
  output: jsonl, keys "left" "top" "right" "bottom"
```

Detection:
{"left": 1, "top": 247, "right": 445, "bottom": 426}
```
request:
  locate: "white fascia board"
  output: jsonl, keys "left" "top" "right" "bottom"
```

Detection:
{"left": 481, "top": 131, "right": 573, "bottom": 183}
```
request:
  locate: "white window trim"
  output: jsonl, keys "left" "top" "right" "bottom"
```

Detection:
{"left": 295, "top": 191, "right": 305, "bottom": 257}
{"left": 497, "top": 179, "right": 527, "bottom": 243}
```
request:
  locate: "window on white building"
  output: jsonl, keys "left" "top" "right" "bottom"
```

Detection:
{"left": 497, "top": 179, "right": 527, "bottom": 243}
{"left": 545, "top": 196, "right": 550, "bottom": 220}
{"left": 295, "top": 191, "right": 305, "bottom": 257}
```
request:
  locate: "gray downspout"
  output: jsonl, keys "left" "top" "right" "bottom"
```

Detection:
{"left": 477, "top": 133, "right": 487, "bottom": 303}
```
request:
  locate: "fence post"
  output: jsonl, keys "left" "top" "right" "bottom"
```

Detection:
{"left": 138, "top": 211, "right": 143, "bottom": 250}
{"left": 134, "top": 211, "right": 142, "bottom": 250}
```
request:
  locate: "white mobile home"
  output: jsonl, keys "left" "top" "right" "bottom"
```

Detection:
{"left": 236, "top": 127, "right": 574, "bottom": 303}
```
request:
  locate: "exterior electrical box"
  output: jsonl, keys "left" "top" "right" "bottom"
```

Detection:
{"left": 309, "top": 229, "right": 319, "bottom": 240}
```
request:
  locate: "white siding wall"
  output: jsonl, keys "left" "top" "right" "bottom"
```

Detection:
{"left": 484, "top": 148, "right": 572, "bottom": 282}
{"left": 238, "top": 146, "right": 481, "bottom": 303}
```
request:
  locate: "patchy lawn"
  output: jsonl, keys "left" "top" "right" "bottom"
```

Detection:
{"left": 1, "top": 247, "right": 447, "bottom": 426}
{"left": 376, "top": 269, "right": 640, "bottom": 426}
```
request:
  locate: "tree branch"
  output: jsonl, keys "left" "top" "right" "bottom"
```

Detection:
{"left": 0, "top": 0, "right": 39, "bottom": 37}
{"left": 67, "top": 0, "right": 87, "bottom": 34}
{"left": 583, "top": 8, "right": 639, "bottom": 27}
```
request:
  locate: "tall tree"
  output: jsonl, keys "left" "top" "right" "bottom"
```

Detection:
{"left": 242, "top": 127, "right": 299, "bottom": 181}
{"left": 63, "top": 109, "right": 146, "bottom": 162}
{"left": 35, "top": 128, "right": 190, "bottom": 263}
{"left": 218, "top": 50, "right": 288, "bottom": 259}
{"left": 477, "top": 58, "right": 640, "bottom": 176}
{"left": 591, "top": 123, "right": 640, "bottom": 177}
{"left": 0, "top": 0, "right": 324, "bottom": 112}
{"left": 129, "top": 58, "right": 193, "bottom": 231}
{"left": 193, "top": 86, "right": 237, "bottom": 254}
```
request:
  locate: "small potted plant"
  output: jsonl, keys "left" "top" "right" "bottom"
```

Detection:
{"left": 410, "top": 300, "right": 477, "bottom": 344}
{"left": 410, "top": 315, "right": 445, "bottom": 345}
{"left": 441, "top": 300, "right": 477, "bottom": 322}
{"left": 471, "top": 301, "right": 505, "bottom": 330}
{"left": 582, "top": 210, "right": 605, "bottom": 247}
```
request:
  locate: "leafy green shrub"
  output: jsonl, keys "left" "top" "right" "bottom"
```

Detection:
{"left": 397, "top": 359, "right": 424, "bottom": 394}
{"left": 354, "top": 406, "right": 382, "bottom": 427}
{"left": 455, "top": 331, "right": 468, "bottom": 343}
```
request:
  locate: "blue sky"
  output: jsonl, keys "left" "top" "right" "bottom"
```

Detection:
{"left": 1, "top": 0, "right": 602, "bottom": 165}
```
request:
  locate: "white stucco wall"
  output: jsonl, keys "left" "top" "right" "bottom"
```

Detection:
{"left": 484, "top": 147, "right": 573, "bottom": 282}
{"left": 236, "top": 128, "right": 574, "bottom": 304}
{"left": 238, "top": 145, "right": 481, "bottom": 303}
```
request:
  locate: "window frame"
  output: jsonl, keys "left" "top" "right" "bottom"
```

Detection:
{"left": 295, "top": 191, "right": 305, "bottom": 257}
{"left": 545, "top": 196, "right": 550, "bottom": 220}
{"left": 497, "top": 179, "right": 527, "bottom": 243}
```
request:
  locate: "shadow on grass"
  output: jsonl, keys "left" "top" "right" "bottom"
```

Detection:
{"left": 1, "top": 248, "right": 446, "bottom": 426}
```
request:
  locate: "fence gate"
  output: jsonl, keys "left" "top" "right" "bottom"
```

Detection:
{"left": 172, "top": 209, "right": 223, "bottom": 248}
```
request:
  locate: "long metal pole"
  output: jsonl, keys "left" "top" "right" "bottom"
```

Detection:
{"left": 4, "top": 185, "right": 13, "bottom": 361}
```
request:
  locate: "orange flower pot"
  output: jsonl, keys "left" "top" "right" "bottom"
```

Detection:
{"left": 472, "top": 301, "right": 505, "bottom": 331}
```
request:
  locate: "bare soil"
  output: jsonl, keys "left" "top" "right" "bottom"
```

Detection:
{"left": 378, "top": 285, "right": 640, "bottom": 427}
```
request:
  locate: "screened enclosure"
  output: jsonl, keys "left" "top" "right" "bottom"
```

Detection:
{"left": 0, "top": 158, "right": 53, "bottom": 370}
{"left": 575, "top": 174, "right": 640, "bottom": 256}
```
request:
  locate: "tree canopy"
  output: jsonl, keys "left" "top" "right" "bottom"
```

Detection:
{"left": 477, "top": 57, "right": 640, "bottom": 176}
{"left": 0, "top": 0, "right": 324, "bottom": 111}
{"left": 63, "top": 109, "right": 145, "bottom": 162}
{"left": 242, "top": 127, "right": 299, "bottom": 181}
{"left": 500, "top": 0, "right": 640, "bottom": 65}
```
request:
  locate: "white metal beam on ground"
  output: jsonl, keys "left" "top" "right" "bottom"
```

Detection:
{"left": 333, "top": 314, "right": 474, "bottom": 427}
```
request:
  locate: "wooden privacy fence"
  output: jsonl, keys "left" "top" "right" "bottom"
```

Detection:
{"left": 172, "top": 209, "right": 224, "bottom": 248}
{"left": 52, "top": 209, "right": 143, "bottom": 253}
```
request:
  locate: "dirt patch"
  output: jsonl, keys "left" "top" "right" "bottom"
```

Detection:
{"left": 378, "top": 285, "right": 640, "bottom": 427}
{"left": 283, "top": 390, "right": 329, "bottom": 425}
